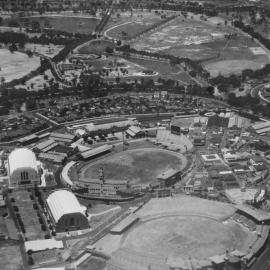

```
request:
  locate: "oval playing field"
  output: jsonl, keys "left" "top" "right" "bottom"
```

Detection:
{"left": 79, "top": 148, "right": 187, "bottom": 186}
{"left": 121, "top": 215, "right": 248, "bottom": 259}
{"left": 104, "top": 196, "right": 264, "bottom": 270}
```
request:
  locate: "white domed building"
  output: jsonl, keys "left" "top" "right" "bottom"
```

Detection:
{"left": 46, "top": 190, "right": 89, "bottom": 233}
{"left": 8, "top": 148, "right": 40, "bottom": 188}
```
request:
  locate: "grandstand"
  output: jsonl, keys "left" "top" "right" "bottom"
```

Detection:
{"left": 110, "top": 215, "right": 139, "bottom": 234}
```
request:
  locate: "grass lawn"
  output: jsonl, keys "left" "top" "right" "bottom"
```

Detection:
{"left": 0, "top": 48, "right": 40, "bottom": 82}
{"left": 122, "top": 216, "right": 250, "bottom": 259}
{"left": 104, "top": 10, "right": 175, "bottom": 39}
{"left": 125, "top": 57, "right": 192, "bottom": 83}
{"left": 19, "top": 15, "right": 99, "bottom": 34}
{"left": 80, "top": 148, "right": 187, "bottom": 186}
{"left": 131, "top": 14, "right": 270, "bottom": 76}
{"left": 77, "top": 39, "right": 115, "bottom": 54}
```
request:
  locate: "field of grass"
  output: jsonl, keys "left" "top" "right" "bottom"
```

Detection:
{"left": 104, "top": 10, "right": 176, "bottom": 40}
{"left": 125, "top": 57, "right": 192, "bottom": 83}
{"left": 77, "top": 39, "right": 115, "bottom": 54}
{"left": 131, "top": 15, "right": 228, "bottom": 58}
{"left": 80, "top": 148, "right": 187, "bottom": 186}
{"left": 122, "top": 216, "right": 249, "bottom": 259}
{"left": 18, "top": 15, "right": 100, "bottom": 34}
{"left": 131, "top": 14, "right": 270, "bottom": 76}
{"left": 0, "top": 48, "right": 40, "bottom": 82}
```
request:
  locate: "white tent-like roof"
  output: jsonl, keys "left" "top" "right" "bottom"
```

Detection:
{"left": 8, "top": 148, "right": 38, "bottom": 175}
{"left": 47, "top": 190, "right": 86, "bottom": 223}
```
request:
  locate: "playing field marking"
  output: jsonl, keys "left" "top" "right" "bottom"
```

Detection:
{"left": 104, "top": 21, "right": 134, "bottom": 38}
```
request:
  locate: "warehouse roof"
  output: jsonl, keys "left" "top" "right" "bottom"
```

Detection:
{"left": 47, "top": 190, "right": 86, "bottom": 223}
{"left": 252, "top": 121, "right": 270, "bottom": 131}
{"left": 8, "top": 148, "right": 38, "bottom": 175}
{"left": 80, "top": 144, "right": 112, "bottom": 159}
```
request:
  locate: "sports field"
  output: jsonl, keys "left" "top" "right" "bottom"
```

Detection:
{"left": 98, "top": 196, "right": 254, "bottom": 268}
{"left": 122, "top": 215, "right": 248, "bottom": 259}
{"left": 130, "top": 15, "right": 269, "bottom": 76}
{"left": 80, "top": 148, "right": 187, "bottom": 186}
{"left": 104, "top": 10, "right": 175, "bottom": 40}
{"left": 132, "top": 16, "right": 227, "bottom": 58}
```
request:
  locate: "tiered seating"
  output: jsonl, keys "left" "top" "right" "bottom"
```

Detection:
{"left": 232, "top": 213, "right": 256, "bottom": 231}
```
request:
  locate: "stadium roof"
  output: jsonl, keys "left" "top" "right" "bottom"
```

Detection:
{"left": 110, "top": 215, "right": 139, "bottom": 234}
{"left": 80, "top": 144, "right": 112, "bottom": 159}
{"left": 61, "top": 161, "right": 76, "bottom": 186}
{"left": 8, "top": 148, "right": 38, "bottom": 175}
{"left": 235, "top": 205, "right": 270, "bottom": 222}
{"left": 47, "top": 190, "right": 86, "bottom": 223}
{"left": 157, "top": 168, "right": 180, "bottom": 180}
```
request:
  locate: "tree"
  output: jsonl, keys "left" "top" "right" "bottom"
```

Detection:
{"left": 28, "top": 255, "right": 34, "bottom": 266}
{"left": 105, "top": 46, "right": 113, "bottom": 54}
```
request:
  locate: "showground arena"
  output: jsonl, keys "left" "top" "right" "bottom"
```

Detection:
{"left": 95, "top": 196, "right": 270, "bottom": 270}
{"left": 78, "top": 147, "right": 187, "bottom": 187}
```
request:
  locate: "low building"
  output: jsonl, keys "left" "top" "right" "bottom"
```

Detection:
{"left": 8, "top": 148, "right": 40, "bottom": 188}
{"left": 201, "top": 154, "right": 222, "bottom": 166}
{"left": 50, "top": 132, "right": 75, "bottom": 145}
{"left": 157, "top": 169, "right": 182, "bottom": 188}
{"left": 79, "top": 144, "right": 112, "bottom": 160}
{"left": 18, "top": 134, "right": 39, "bottom": 146}
{"left": 126, "top": 126, "right": 145, "bottom": 138}
{"left": 34, "top": 139, "right": 58, "bottom": 153}
{"left": 46, "top": 190, "right": 89, "bottom": 233}
{"left": 170, "top": 119, "right": 190, "bottom": 135}
{"left": 38, "top": 152, "right": 67, "bottom": 164}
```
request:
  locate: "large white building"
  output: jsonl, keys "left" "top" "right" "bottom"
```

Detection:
{"left": 46, "top": 190, "right": 89, "bottom": 233}
{"left": 8, "top": 148, "right": 40, "bottom": 188}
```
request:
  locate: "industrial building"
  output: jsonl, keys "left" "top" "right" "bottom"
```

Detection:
{"left": 46, "top": 190, "right": 89, "bottom": 233}
{"left": 8, "top": 148, "right": 40, "bottom": 188}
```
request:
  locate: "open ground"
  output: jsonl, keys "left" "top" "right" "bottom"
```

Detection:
{"left": 18, "top": 15, "right": 100, "bottom": 34}
{"left": 121, "top": 215, "right": 248, "bottom": 259}
{"left": 0, "top": 48, "right": 40, "bottom": 82}
{"left": 128, "top": 14, "right": 269, "bottom": 76}
{"left": 0, "top": 244, "right": 24, "bottom": 270}
{"left": 94, "top": 196, "right": 252, "bottom": 262}
{"left": 79, "top": 148, "right": 187, "bottom": 186}
{"left": 76, "top": 40, "right": 193, "bottom": 83}
{"left": 104, "top": 10, "right": 170, "bottom": 40}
